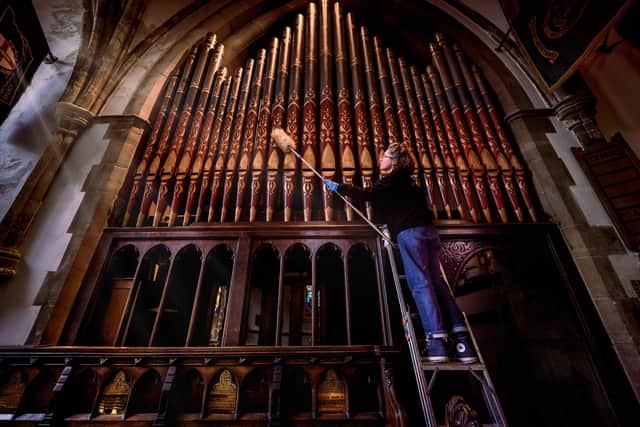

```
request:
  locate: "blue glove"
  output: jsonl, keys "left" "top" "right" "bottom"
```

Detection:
{"left": 324, "top": 179, "right": 339, "bottom": 192}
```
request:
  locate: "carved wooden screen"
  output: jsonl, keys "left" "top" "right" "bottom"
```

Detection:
{"left": 120, "top": 0, "right": 538, "bottom": 227}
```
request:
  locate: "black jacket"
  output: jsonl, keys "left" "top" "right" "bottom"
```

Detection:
{"left": 338, "top": 167, "right": 433, "bottom": 240}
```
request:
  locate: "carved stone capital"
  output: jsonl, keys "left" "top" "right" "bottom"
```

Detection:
{"left": 0, "top": 246, "right": 20, "bottom": 280}
{"left": 54, "top": 102, "right": 94, "bottom": 134}
{"left": 553, "top": 94, "right": 605, "bottom": 148}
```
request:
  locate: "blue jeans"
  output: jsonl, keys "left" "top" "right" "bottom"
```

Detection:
{"left": 397, "top": 225, "right": 466, "bottom": 338}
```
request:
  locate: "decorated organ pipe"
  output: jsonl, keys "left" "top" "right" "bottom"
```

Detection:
{"left": 123, "top": 70, "right": 178, "bottom": 226}
{"left": 184, "top": 59, "right": 225, "bottom": 225}
{"left": 471, "top": 64, "right": 538, "bottom": 221}
{"left": 435, "top": 34, "right": 506, "bottom": 223}
{"left": 210, "top": 68, "right": 243, "bottom": 222}
{"left": 196, "top": 71, "right": 230, "bottom": 223}
{"left": 283, "top": 15, "right": 304, "bottom": 222}
{"left": 301, "top": 2, "right": 318, "bottom": 222}
{"left": 372, "top": 37, "right": 400, "bottom": 152}
{"left": 249, "top": 38, "right": 279, "bottom": 222}
{"left": 452, "top": 43, "right": 522, "bottom": 222}
{"left": 410, "top": 65, "right": 451, "bottom": 219}
{"left": 346, "top": 13, "right": 374, "bottom": 220}
{"left": 333, "top": 2, "right": 356, "bottom": 221}
{"left": 360, "top": 27, "right": 387, "bottom": 172}
{"left": 170, "top": 42, "right": 224, "bottom": 226}
{"left": 390, "top": 53, "right": 436, "bottom": 218}
{"left": 220, "top": 59, "right": 254, "bottom": 223}
{"left": 318, "top": 0, "right": 337, "bottom": 221}
{"left": 136, "top": 45, "right": 198, "bottom": 227}
{"left": 234, "top": 50, "right": 267, "bottom": 223}
{"left": 152, "top": 33, "right": 216, "bottom": 227}
{"left": 430, "top": 42, "right": 494, "bottom": 223}
{"left": 426, "top": 65, "right": 479, "bottom": 223}
{"left": 420, "top": 71, "right": 468, "bottom": 220}
{"left": 123, "top": 1, "right": 539, "bottom": 227}
{"left": 266, "top": 27, "right": 292, "bottom": 222}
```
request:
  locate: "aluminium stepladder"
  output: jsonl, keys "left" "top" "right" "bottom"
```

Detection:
{"left": 383, "top": 238, "right": 508, "bottom": 426}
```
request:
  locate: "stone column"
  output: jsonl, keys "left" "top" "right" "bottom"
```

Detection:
{"left": 0, "top": 102, "right": 93, "bottom": 281}
{"left": 35, "top": 115, "right": 149, "bottom": 345}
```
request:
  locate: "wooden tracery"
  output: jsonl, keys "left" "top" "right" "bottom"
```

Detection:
{"left": 121, "top": 0, "right": 537, "bottom": 227}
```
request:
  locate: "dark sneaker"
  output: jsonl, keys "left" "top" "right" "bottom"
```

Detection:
{"left": 422, "top": 338, "right": 449, "bottom": 363}
{"left": 451, "top": 334, "right": 478, "bottom": 363}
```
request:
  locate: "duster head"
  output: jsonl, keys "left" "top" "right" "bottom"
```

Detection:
{"left": 271, "top": 128, "right": 294, "bottom": 153}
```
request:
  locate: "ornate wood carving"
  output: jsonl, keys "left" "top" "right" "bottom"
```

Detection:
{"left": 445, "top": 395, "right": 480, "bottom": 427}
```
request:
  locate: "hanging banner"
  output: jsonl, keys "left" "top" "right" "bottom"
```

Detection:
{"left": 0, "top": 0, "right": 49, "bottom": 123}
{"left": 499, "top": 0, "right": 633, "bottom": 92}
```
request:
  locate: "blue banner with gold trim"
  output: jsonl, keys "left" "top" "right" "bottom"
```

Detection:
{"left": 500, "top": 0, "right": 633, "bottom": 92}
{"left": 0, "top": 0, "right": 49, "bottom": 123}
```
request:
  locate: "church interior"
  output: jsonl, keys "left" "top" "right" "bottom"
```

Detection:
{"left": 0, "top": 0, "right": 639, "bottom": 425}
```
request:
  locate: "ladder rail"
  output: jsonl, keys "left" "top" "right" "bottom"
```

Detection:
{"left": 384, "top": 240, "right": 437, "bottom": 427}
{"left": 384, "top": 235, "right": 508, "bottom": 427}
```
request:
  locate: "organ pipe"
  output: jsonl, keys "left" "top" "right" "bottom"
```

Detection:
{"left": 220, "top": 59, "right": 254, "bottom": 222}
{"left": 249, "top": 38, "right": 279, "bottom": 222}
{"left": 136, "top": 46, "right": 198, "bottom": 227}
{"left": 235, "top": 50, "right": 267, "bottom": 223}
{"left": 209, "top": 68, "right": 243, "bottom": 222}
{"left": 266, "top": 27, "right": 292, "bottom": 222}
{"left": 170, "top": 42, "right": 223, "bottom": 226}
{"left": 301, "top": 2, "right": 318, "bottom": 222}
{"left": 435, "top": 34, "right": 506, "bottom": 223}
{"left": 124, "top": 1, "right": 538, "bottom": 228}
{"left": 196, "top": 71, "right": 229, "bottom": 223}
{"left": 346, "top": 13, "right": 374, "bottom": 220}
{"left": 152, "top": 33, "right": 216, "bottom": 227}
{"left": 410, "top": 66, "right": 451, "bottom": 219}
{"left": 283, "top": 15, "right": 304, "bottom": 222}
{"left": 333, "top": 2, "right": 356, "bottom": 221}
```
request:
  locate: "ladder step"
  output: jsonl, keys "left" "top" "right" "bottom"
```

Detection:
{"left": 421, "top": 360, "right": 486, "bottom": 371}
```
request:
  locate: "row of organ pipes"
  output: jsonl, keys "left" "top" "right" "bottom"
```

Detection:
{"left": 122, "top": 1, "right": 538, "bottom": 228}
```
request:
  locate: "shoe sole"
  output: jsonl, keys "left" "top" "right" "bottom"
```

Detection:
{"left": 422, "top": 356, "right": 449, "bottom": 363}
{"left": 454, "top": 356, "right": 478, "bottom": 364}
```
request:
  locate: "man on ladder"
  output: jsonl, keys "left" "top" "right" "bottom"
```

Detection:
{"left": 325, "top": 142, "right": 477, "bottom": 363}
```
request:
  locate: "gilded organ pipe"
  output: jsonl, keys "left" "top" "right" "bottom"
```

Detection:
{"left": 209, "top": 68, "right": 243, "bottom": 222}
{"left": 136, "top": 46, "right": 198, "bottom": 227}
{"left": 410, "top": 66, "right": 451, "bottom": 219}
{"left": 249, "top": 38, "right": 279, "bottom": 222}
{"left": 283, "top": 15, "right": 304, "bottom": 222}
{"left": 170, "top": 42, "right": 224, "bottom": 226}
{"left": 220, "top": 59, "right": 254, "bottom": 222}
{"left": 333, "top": 2, "right": 356, "bottom": 221}
{"left": 346, "top": 13, "right": 374, "bottom": 220}
{"left": 426, "top": 65, "right": 479, "bottom": 223}
{"left": 452, "top": 44, "right": 522, "bottom": 222}
{"left": 266, "top": 28, "right": 292, "bottom": 222}
{"left": 360, "top": 28, "right": 387, "bottom": 171}
{"left": 435, "top": 34, "right": 506, "bottom": 223}
{"left": 195, "top": 71, "right": 229, "bottom": 223}
{"left": 152, "top": 33, "right": 216, "bottom": 227}
{"left": 319, "top": 0, "right": 337, "bottom": 221}
{"left": 471, "top": 64, "right": 538, "bottom": 221}
{"left": 124, "top": 1, "right": 538, "bottom": 227}
{"left": 235, "top": 50, "right": 267, "bottom": 223}
{"left": 184, "top": 60, "right": 225, "bottom": 225}
{"left": 123, "top": 71, "right": 178, "bottom": 226}
{"left": 302, "top": 2, "right": 318, "bottom": 222}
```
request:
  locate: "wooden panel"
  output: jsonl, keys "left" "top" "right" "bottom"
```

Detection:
{"left": 99, "top": 279, "right": 133, "bottom": 345}
{"left": 573, "top": 134, "right": 640, "bottom": 250}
